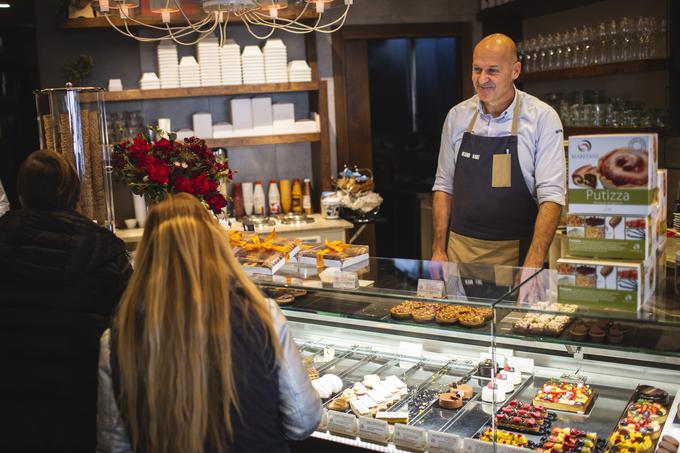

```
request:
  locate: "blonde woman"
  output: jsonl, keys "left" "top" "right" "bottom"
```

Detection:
{"left": 96, "top": 193, "right": 321, "bottom": 453}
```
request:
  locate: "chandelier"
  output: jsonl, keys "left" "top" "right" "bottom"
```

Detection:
{"left": 95, "top": 0, "right": 353, "bottom": 46}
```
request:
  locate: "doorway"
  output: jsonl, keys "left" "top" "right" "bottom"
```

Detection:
{"left": 332, "top": 24, "right": 473, "bottom": 258}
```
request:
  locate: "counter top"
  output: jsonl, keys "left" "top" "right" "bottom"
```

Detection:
{"left": 116, "top": 214, "right": 353, "bottom": 243}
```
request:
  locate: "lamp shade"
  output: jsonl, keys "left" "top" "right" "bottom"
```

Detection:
{"left": 150, "top": 0, "right": 179, "bottom": 12}
{"left": 110, "top": 0, "right": 139, "bottom": 8}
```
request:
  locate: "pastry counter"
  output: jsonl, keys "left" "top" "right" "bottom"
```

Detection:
{"left": 252, "top": 257, "right": 680, "bottom": 452}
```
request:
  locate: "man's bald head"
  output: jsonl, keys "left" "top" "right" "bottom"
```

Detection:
{"left": 474, "top": 33, "right": 518, "bottom": 65}
{"left": 471, "top": 33, "right": 521, "bottom": 116}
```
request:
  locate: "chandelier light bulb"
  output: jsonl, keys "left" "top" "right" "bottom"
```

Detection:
{"left": 99, "top": 0, "right": 353, "bottom": 47}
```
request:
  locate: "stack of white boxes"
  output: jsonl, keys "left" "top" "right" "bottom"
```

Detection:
{"left": 558, "top": 134, "right": 661, "bottom": 311}
{"left": 139, "top": 72, "right": 161, "bottom": 90}
{"left": 197, "top": 36, "right": 221, "bottom": 87}
{"left": 192, "top": 112, "right": 213, "bottom": 139}
{"left": 220, "top": 39, "right": 242, "bottom": 86}
{"left": 179, "top": 56, "right": 201, "bottom": 88}
{"left": 157, "top": 42, "right": 180, "bottom": 89}
{"left": 252, "top": 97, "right": 274, "bottom": 135}
{"left": 241, "top": 46, "right": 266, "bottom": 84}
{"left": 273, "top": 103, "right": 295, "bottom": 134}
{"left": 230, "top": 98, "right": 254, "bottom": 137}
{"left": 287, "top": 60, "right": 312, "bottom": 82}
{"left": 263, "top": 39, "right": 288, "bottom": 83}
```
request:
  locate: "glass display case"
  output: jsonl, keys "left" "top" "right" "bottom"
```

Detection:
{"left": 252, "top": 257, "right": 680, "bottom": 452}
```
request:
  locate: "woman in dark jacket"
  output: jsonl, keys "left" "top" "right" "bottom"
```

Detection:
{"left": 0, "top": 150, "right": 132, "bottom": 451}
{"left": 96, "top": 193, "right": 321, "bottom": 453}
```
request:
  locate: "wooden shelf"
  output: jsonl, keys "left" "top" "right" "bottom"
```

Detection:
{"left": 564, "top": 127, "right": 665, "bottom": 137}
{"left": 478, "top": 0, "right": 604, "bottom": 21}
{"left": 520, "top": 59, "right": 668, "bottom": 83}
{"left": 92, "top": 82, "right": 319, "bottom": 103}
{"left": 204, "top": 133, "right": 320, "bottom": 148}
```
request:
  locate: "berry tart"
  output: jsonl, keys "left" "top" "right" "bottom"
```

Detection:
{"left": 495, "top": 400, "right": 548, "bottom": 433}
{"left": 627, "top": 399, "right": 668, "bottom": 424}
{"left": 607, "top": 426, "right": 653, "bottom": 453}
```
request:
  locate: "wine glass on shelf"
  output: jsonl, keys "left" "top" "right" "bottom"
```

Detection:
{"left": 562, "top": 33, "right": 573, "bottom": 69}
{"left": 608, "top": 19, "right": 619, "bottom": 62}
{"left": 545, "top": 33, "right": 556, "bottom": 70}
{"left": 657, "top": 18, "right": 667, "bottom": 58}
{"left": 594, "top": 22, "right": 608, "bottom": 65}
{"left": 568, "top": 28, "right": 580, "bottom": 67}
{"left": 619, "top": 17, "right": 633, "bottom": 62}
{"left": 579, "top": 25, "right": 593, "bottom": 67}
{"left": 537, "top": 34, "right": 547, "bottom": 72}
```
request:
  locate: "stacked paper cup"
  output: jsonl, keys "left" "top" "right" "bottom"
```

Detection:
{"left": 241, "top": 45, "right": 266, "bottom": 84}
{"left": 197, "top": 36, "right": 221, "bottom": 87}
{"left": 179, "top": 56, "right": 201, "bottom": 88}
{"left": 263, "top": 39, "right": 288, "bottom": 83}
{"left": 157, "top": 42, "right": 180, "bottom": 89}
{"left": 220, "top": 39, "right": 242, "bottom": 85}
{"left": 288, "top": 60, "right": 312, "bottom": 82}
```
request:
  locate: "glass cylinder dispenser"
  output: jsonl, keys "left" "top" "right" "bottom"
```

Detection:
{"left": 34, "top": 84, "right": 115, "bottom": 230}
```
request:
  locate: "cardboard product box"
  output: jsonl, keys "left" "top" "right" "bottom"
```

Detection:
{"left": 557, "top": 255, "right": 655, "bottom": 311}
{"left": 298, "top": 243, "right": 369, "bottom": 268}
{"left": 568, "top": 134, "right": 658, "bottom": 215}
{"left": 565, "top": 213, "right": 654, "bottom": 260}
{"left": 234, "top": 248, "right": 287, "bottom": 275}
{"left": 657, "top": 169, "right": 668, "bottom": 219}
{"left": 653, "top": 202, "right": 667, "bottom": 250}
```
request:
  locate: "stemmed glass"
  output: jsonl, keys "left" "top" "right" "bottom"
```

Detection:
{"left": 580, "top": 26, "right": 593, "bottom": 67}
{"left": 608, "top": 19, "right": 619, "bottom": 62}
{"left": 619, "top": 17, "right": 633, "bottom": 62}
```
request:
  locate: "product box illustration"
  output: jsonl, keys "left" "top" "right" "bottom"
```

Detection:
{"left": 565, "top": 213, "right": 654, "bottom": 260}
{"left": 568, "top": 134, "right": 658, "bottom": 215}
{"left": 557, "top": 256, "right": 655, "bottom": 311}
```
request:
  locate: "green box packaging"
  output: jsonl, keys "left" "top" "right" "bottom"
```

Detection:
{"left": 557, "top": 255, "right": 655, "bottom": 312}
{"left": 565, "top": 213, "right": 654, "bottom": 260}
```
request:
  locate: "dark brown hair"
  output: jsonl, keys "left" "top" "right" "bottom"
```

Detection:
{"left": 17, "top": 150, "right": 81, "bottom": 211}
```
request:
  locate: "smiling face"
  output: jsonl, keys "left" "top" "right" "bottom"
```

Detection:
{"left": 472, "top": 34, "right": 521, "bottom": 116}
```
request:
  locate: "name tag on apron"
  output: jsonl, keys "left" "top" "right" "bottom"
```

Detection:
{"left": 492, "top": 153, "right": 512, "bottom": 188}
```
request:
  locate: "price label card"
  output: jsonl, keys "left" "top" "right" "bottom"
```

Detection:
{"left": 394, "top": 424, "right": 427, "bottom": 451}
{"left": 357, "top": 417, "right": 390, "bottom": 443}
{"left": 428, "top": 431, "right": 462, "bottom": 453}
{"left": 332, "top": 271, "right": 359, "bottom": 289}
{"left": 479, "top": 352, "right": 507, "bottom": 368}
{"left": 327, "top": 411, "right": 357, "bottom": 436}
{"left": 417, "top": 278, "right": 446, "bottom": 298}
{"left": 398, "top": 341, "right": 424, "bottom": 368}
{"left": 317, "top": 409, "right": 328, "bottom": 431}
{"left": 323, "top": 346, "right": 335, "bottom": 362}
{"left": 463, "top": 438, "right": 493, "bottom": 453}
{"left": 508, "top": 356, "right": 534, "bottom": 374}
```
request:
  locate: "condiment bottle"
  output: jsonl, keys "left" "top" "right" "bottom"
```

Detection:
{"left": 253, "top": 181, "right": 266, "bottom": 216}
{"left": 279, "top": 179, "right": 292, "bottom": 214}
{"left": 291, "top": 178, "right": 302, "bottom": 214}
{"left": 231, "top": 182, "right": 245, "bottom": 219}
{"left": 242, "top": 182, "right": 254, "bottom": 216}
{"left": 302, "top": 178, "right": 313, "bottom": 215}
{"left": 268, "top": 180, "right": 281, "bottom": 215}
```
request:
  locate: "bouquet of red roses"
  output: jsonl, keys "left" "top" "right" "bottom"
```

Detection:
{"left": 112, "top": 131, "right": 233, "bottom": 214}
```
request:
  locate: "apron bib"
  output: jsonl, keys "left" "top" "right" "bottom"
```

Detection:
{"left": 448, "top": 95, "right": 538, "bottom": 267}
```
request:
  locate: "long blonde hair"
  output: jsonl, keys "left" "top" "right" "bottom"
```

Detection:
{"left": 114, "top": 193, "right": 278, "bottom": 453}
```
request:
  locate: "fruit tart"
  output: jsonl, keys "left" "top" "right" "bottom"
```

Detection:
{"left": 627, "top": 399, "right": 668, "bottom": 423}
{"left": 479, "top": 428, "right": 529, "bottom": 447}
{"left": 534, "top": 380, "right": 593, "bottom": 414}
{"left": 542, "top": 427, "right": 598, "bottom": 453}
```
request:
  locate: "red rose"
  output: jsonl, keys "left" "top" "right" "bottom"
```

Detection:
{"left": 206, "top": 193, "right": 227, "bottom": 214}
{"left": 148, "top": 162, "right": 169, "bottom": 185}
{"left": 154, "top": 137, "right": 174, "bottom": 155}
{"left": 192, "top": 174, "right": 210, "bottom": 195}
{"left": 208, "top": 179, "right": 219, "bottom": 192}
{"left": 137, "top": 154, "right": 156, "bottom": 169}
{"left": 129, "top": 137, "right": 151, "bottom": 159}
{"left": 173, "top": 176, "right": 195, "bottom": 194}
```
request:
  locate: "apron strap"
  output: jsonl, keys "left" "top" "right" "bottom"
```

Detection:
{"left": 510, "top": 92, "right": 522, "bottom": 136}
{"left": 466, "top": 110, "right": 478, "bottom": 133}
{"left": 467, "top": 91, "right": 522, "bottom": 135}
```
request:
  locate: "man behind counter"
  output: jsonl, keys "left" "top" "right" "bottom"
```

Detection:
{"left": 432, "top": 33, "right": 566, "bottom": 269}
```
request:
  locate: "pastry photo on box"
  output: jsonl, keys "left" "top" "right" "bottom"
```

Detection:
{"left": 557, "top": 256, "right": 655, "bottom": 311}
{"left": 568, "top": 134, "right": 658, "bottom": 215}
{"left": 566, "top": 213, "right": 654, "bottom": 260}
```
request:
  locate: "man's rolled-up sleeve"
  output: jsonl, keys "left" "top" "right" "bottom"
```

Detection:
{"left": 432, "top": 110, "right": 458, "bottom": 195}
{"left": 534, "top": 108, "right": 566, "bottom": 206}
